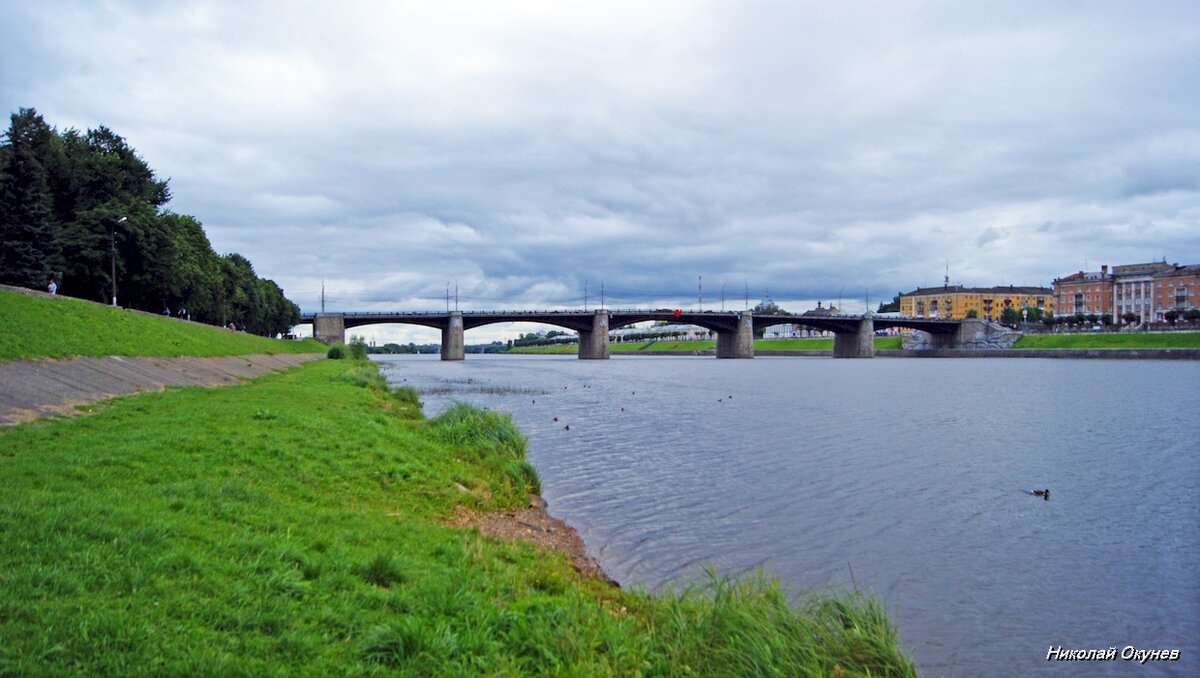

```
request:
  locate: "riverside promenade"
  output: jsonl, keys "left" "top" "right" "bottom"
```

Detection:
{"left": 0, "top": 353, "right": 323, "bottom": 425}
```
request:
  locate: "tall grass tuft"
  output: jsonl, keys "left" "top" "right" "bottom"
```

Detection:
{"left": 332, "top": 365, "right": 389, "bottom": 391}
{"left": 392, "top": 385, "right": 421, "bottom": 407}
{"left": 433, "top": 402, "right": 540, "bottom": 498}
{"left": 646, "top": 567, "right": 917, "bottom": 676}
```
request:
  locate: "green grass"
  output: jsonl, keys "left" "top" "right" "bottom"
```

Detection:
{"left": 1013, "top": 332, "right": 1200, "bottom": 349}
{"left": 0, "top": 360, "right": 915, "bottom": 676}
{"left": 510, "top": 336, "right": 904, "bottom": 354}
{"left": 0, "top": 289, "right": 325, "bottom": 360}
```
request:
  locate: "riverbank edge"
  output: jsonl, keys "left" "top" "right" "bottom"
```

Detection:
{"left": 0, "top": 357, "right": 918, "bottom": 674}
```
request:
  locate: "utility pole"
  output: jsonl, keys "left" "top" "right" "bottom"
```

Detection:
{"left": 454, "top": 282, "right": 458, "bottom": 312}
{"left": 446, "top": 283, "right": 450, "bottom": 312}
{"left": 600, "top": 280, "right": 605, "bottom": 310}
{"left": 320, "top": 279, "right": 325, "bottom": 313}
{"left": 584, "top": 280, "right": 589, "bottom": 311}
{"left": 698, "top": 275, "right": 703, "bottom": 311}
{"left": 744, "top": 282, "right": 749, "bottom": 311}
{"left": 721, "top": 283, "right": 726, "bottom": 312}
{"left": 111, "top": 216, "right": 126, "bottom": 307}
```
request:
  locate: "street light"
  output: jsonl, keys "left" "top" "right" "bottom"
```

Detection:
{"left": 111, "top": 216, "right": 127, "bottom": 307}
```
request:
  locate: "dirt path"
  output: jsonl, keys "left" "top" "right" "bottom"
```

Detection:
{"left": 0, "top": 353, "right": 324, "bottom": 425}
{"left": 449, "top": 494, "right": 617, "bottom": 585}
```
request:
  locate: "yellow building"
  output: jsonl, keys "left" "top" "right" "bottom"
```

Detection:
{"left": 899, "top": 285, "right": 1054, "bottom": 322}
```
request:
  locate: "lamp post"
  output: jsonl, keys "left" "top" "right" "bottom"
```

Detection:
{"left": 111, "top": 216, "right": 127, "bottom": 307}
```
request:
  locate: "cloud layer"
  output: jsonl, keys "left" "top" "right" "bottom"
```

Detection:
{"left": 4, "top": 1, "right": 1198, "bottom": 342}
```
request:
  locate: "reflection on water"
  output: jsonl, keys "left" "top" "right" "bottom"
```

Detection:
{"left": 376, "top": 354, "right": 1200, "bottom": 677}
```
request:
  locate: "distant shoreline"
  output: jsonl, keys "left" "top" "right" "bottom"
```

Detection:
{"left": 506, "top": 348, "right": 1200, "bottom": 360}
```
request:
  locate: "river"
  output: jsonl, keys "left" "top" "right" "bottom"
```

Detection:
{"left": 375, "top": 354, "right": 1199, "bottom": 676}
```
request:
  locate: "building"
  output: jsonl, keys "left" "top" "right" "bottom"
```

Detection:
{"left": 1053, "top": 261, "right": 1199, "bottom": 322}
{"left": 762, "top": 302, "right": 839, "bottom": 338}
{"left": 1052, "top": 265, "right": 1113, "bottom": 317}
{"left": 899, "top": 285, "right": 1053, "bottom": 322}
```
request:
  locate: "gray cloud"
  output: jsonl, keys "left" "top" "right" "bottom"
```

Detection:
{"left": 3, "top": 1, "right": 1199, "bottom": 343}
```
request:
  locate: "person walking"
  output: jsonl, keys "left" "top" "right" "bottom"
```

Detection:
{"left": 47, "top": 279, "right": 57, "bottom": 295}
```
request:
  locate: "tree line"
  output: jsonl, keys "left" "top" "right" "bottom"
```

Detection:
{"left": 0, "top": 108, "right": 299, "bottom": 336}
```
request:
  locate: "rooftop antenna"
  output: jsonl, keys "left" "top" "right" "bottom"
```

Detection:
{"left": 320, "top": 280, "right": 325, "bottom": 313}
{"left": 944, "top": 260, "right": 950, "bottom": 288}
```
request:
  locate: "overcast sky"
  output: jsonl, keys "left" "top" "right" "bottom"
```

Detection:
{"left": 3, "top": 1, "right": 1199, "bottom": 343}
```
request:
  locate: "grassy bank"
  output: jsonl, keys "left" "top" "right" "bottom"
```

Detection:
{"left": 510, "top": 336, "right": 903, "bottom": 354}
{"left": 1013, "top": 331, "right": 1200, "bottom": 349}
{"left": 0, "top": 289, "right": 324, "bottom": 360}
{"left": 0, "top": 359, "right": 915, "bottom": 675}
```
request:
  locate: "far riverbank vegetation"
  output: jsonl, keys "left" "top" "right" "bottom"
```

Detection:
{"left": 507, "top": 336, "right": 905, "bottom": 354}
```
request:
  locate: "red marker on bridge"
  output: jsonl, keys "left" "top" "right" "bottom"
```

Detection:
{"left": 673, "top": 309, "right": 681, "bottom": 319}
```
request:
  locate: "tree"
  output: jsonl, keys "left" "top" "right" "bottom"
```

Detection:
{"left": 1000, "top": 307, "right": 1021, "bottom": 326}
{"left": 1185, "top": 309, "right": 1200, "bottom": 323}
{"left": 752, "top": 300, "right": 788, "bottom": 316}
{"left": 2, "top": 108, "right": 302, "bottom": 335}
{"left": 1100, "top": 313, "right": 1112, "bottom": 326}
{"left": 877, "top": 294, "right": 901, "bottom": 313}
{"left": 1121, "top": 312, "right": 1139, "bottom": 324}
{"left": 1164, "top": 310, "right": 1179, "bottom": 324}
{"left": 965, "top": 309, "right": 979, "bottom": 319}
{"left": 0, "top": 109, "right": 57, "bottom": 288}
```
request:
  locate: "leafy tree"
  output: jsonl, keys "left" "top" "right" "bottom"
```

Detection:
{"left": 1000, "top": 307, "right": 1021, "bottom": 326}
{"left": 1164, "top": 310, "right": 1179, "bottom": 324}
{"left": 1185, "top": 309, "right": 1200, "bottom": 323}
{"left": 965, "top": 309, "right": 979, "bottom": 319}
{"left": 2, "top": 108, "right": 301, "bottom": 335}
{"left": 752, "top": 300, "right": 789, "bottom": 316}
{"left": 1042, "top": 311, "right": 1056, "bottom": 327}
{"left": 1100, "top": 313, "right": 1113, "bottom": 326}
{"left": 0, "top": 109, "right": 57, "bottom": 288}
{"left": 1121, "top": 312, "right": 1139, "bottom": 324}
{"left": 876, "top": 294, "right": 901, "bottom": 313}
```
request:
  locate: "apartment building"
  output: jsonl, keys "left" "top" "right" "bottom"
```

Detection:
{"left": 1053, "top": 261, "right": 1199, "bottom": 322}
{"left": 898, "top": 285, "right": 1053, "bottom": 322}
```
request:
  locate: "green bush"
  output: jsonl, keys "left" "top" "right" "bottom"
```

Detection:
{"left": 327, "top": 343, "right": 345, "bottom": 359}
{"left": 348, "top": 336, "right": 369, "bottom": 361}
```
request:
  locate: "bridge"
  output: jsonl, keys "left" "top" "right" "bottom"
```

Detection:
{"left": 296, "top": 309, "right": 979, "bottom": 359}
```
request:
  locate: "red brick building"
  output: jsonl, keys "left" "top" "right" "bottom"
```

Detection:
{"left": 1053, "top": 261, "right": 1199, "bottom": 322}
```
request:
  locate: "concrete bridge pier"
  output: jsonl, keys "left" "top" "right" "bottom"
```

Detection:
{"left": 923, "top": 318, "right": 990, "bottom": 349}
{"left": 313, "top": 313, "right": 346, "bottom": 345}
{"left": 832, "top": 315, "right": 875, "bottom": 358}
{"left": 441, "top": 312, "right": 464, "bottom": 361}
{"left": 577, "top": 311, "right": 611, "bottom": 360}
{"left": 716, "top": 312, "right": 754, "bottom": 358}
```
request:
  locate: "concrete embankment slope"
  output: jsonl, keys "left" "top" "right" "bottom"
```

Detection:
{"left": 0, "top": 353, "right": 324, "bottom": 425}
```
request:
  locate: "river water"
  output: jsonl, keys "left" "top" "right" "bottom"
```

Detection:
{"left": 375, "top": 354, "right": 1199, "bottom": 676}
